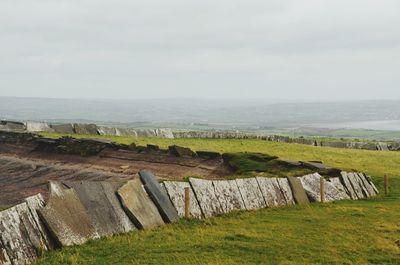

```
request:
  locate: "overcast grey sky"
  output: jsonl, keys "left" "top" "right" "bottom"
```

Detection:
{"left": 1, "top": 0, "right": 399, "bottom": 100}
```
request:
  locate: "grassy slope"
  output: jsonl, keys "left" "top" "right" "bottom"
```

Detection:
{"left": 36, "top": 133, "right": 400, "bottom": 265}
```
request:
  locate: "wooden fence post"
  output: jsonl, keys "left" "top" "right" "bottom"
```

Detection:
{"left": 384, "top": 175, "right": 389, "bottom": 196}
{"left": 320, "top": 177, "right": 325, "bottom": 203}
{"left": 184, "top": 187, "right": 190, "bottom": 218}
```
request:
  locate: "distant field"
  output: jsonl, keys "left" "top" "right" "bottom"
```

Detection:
{"left": 36, "top": 133, "right": 400, "bottom": 265}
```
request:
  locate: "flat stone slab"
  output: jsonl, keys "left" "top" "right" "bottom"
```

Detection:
{"left": 328, "top": 177, "right": 351, "bottom": 200}
{"left": 189, "top": 178, "right": 223, "bottom": 217}
{"left": 0, "top": 194, "right": 50, "bottom": 265}
{"left": 73, "top": 123, "right": 98, "bottom": 135}
{"left": 356, "top": 173, "right": 378, "bottom": 197}
{"left": 287, "top": 177, "right": 309, "bottom": 205}
{"left": 340, "top": 172, "right": 358, "bottom": 200}
{"left": 213, "top": 180, "right": 246, "bottom": 213}
{"left": 39, "top": 182, "right": 99, "bottom": 247}
{"left": 50, "top": 123, "right": 75, "bottom": 134}
{"left": 117, "top": 178, "right": 165, "bottom": 229}
{"left": 276, "top": 178, "right": 295, "bottom": 205}
{"left": 63, "top": 181, "right": 135, "bottom": 236}
{"left": 163, "top": 181, "right": 203, "bottom": 219}
{"left": 299, "top": 173, "right": 349, "bottom": 202}
{"left": 235, "top": 178, "right": 266, "bottom": 210}
{"left": 139, "top": 171, "right": 179, "bottom": 223}
{"left": 346, "top": 172, "right": 366, "bottom": 199}
{"left": 256, "top": 177, "right": 288, "bottom": 207}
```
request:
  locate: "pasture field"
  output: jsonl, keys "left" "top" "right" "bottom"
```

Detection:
{"left": 36, "top": 133, "right": 400, "bottom": 265}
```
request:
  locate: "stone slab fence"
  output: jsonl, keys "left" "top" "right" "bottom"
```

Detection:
{"left": 0, "top": 170, "right": 378, "bottom": 265}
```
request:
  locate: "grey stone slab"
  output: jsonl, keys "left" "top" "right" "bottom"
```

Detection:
{"left": 340, "top": 172, "right": 358, "bottom": 200}
{"left": 299, "top": 173, "right": 349, "bottom": 202}
{"left": 213, "top": 180, "right": 246, "bottom": 213}
{"left": 38, "top": 182, "right": 99, "bottom": 247}
{"left": 117, "top": 178, "right": 164, "bottom": 229}
{"left": 25, "top": 121, "right": 53, "bottom": 132}
{"left": 256, "top": 177, "right": 287, "bottom": 207}
{"left": 346, "top": 172, "right": 365, "bottom": 199}
{"left": 328, "top": 177, "right": 351, "bottom": 200}
{"left": 235, "top": 178, "right": 266, "bottom": 210}
{"left": 277, "top": 178, "right": 295, "bottom": 205}
{"left": 73, "top": 123, "right": 98, "bottom": 135}
{"left": 0, "top": 240, "right": 11, "bottom": 265}
{"left": 287, "top": 177, "right": 309, "bottom": 205}
{"left": 353, "top": 173, "right": 370, "bottom": 198}
{"left": 97, "top": 126, "right": 118, "bottom": 136}
{"left": 365, "top": 174, "right": 379, "bottom": 194}
{"left": 139, "top": 171, "right": 179, "bottom": 223}
{"left": 63, "top": 181, "right": 135, "bottom": 236}
{"left": 357, "top": 173, "right": 377, "bottom": 197}
{"left": 0, "top": 203, "right": 39, "bottom": 265}
{"left": 50, "top": 123, "right": 75, "bottom": 134}
{"left": 163, "top": 181, "right": 203, "bottom": 219}
{"left": 189, "top": 178, "right": 223, "bottom": 217}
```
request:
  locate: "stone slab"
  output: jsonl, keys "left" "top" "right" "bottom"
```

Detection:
{"left": 340, "top": 172, "right": 358, "bottom": 200}
{"left": 213, "top": 180, "right": 246, "bottom": 213}
{"left": 328, "top": 177, "right": 351, "bottom": 200}
{"left": 25, "top": 121, "right": 53, "bottom": 132}
{"left": 163, "top": 181, "right": 203, "bottom": 218}
{"left": 0, "top": 203, "right": 39, "bottom": 265}
{"left": 256, "top": 177, "right": 287, "bottom": 207}
{"left": 299, "top": 173, "right": 349, "bottom": 202}
{"left": 63, "top": 181, "right": 135, "bottom": 236}
{"left": 189, "top": 178, "right": 223, "bottom": 217}
{"left": 365, "top": 174, "right": 379, "bottom": 194}
{"left": 287, "top": 177, "right": 309, "bottom": 205}
{"left": 353, "top": 173, "right": 370, "bottom": 198}
{"left": 346, "top": 172, "right": 365, "bottom": 199}
{"left": 50, "top": 124, "right": 75, "bottom": 134}
{"left": 117, "top": 178, "right": 164, "bottom": 229}
{"left": 38, "top": 182, "right": 99, "bottom": 247}
{"left": 357, "top": 173, "right": 377, "bottom": 197}
{"left": 0, "top": 240, "right": 11, "bottom": 265}
{"left": 276, "top": 178, "right": 295, "bottom": 205}
{"left": 139, "top": 171, "right": 179, "bottom": 223}
{"left": 73, "top": 123, "right": 98, "bottom": 135}
{"left": 235, "top": 178, "right": 266, "bottom": 210}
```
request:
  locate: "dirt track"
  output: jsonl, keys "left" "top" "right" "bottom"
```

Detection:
{"left": 0, "top": 142, "right": 231, "bottom": 207}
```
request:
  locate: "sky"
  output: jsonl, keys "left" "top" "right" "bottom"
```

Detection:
{"left": 1, "top": 0, "right": 399, "bottom": 100}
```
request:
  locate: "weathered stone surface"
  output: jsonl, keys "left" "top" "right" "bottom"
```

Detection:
{"left": 346, "top": 172, "right": 366, "bottom": 199}
{"left": 163, "top": 181, "right": 203, "bottom": 218}
{"left": 213, "top": 180, "right": 246, "bottom": 212}
{"left": 154, "top": 128, "right": 174, "bottom": 139}
{"left": 117, "top": 178, "right": 164, "bottom": 229}
{"left": 353, "top": 173, "right": 370, "bottom": 198}
{"left": 25, "top": 121, "right": 53, "bottom": 132}
{"left": 97, "top": 126, "right": 118, "bottom": 136}
{"left": 39, "top": 182, "right": 99, "bottom": 247}
{"left": 116, "top": 128, "right": 138, "bottom": 137}
{"left": 328, "top": 177, "right": 351, "bottom": 200}
{"left": 276, "top": 178, "right": 295, "bottom": 205}
{"left": 139, "top": 171, "right": 179, "bottom": 223}
{"left": 299, "top": 173, "right": 349, "bottom": 202}
{"left": 73, "top": 123, "right": 98, "bottom": 135}
{"left": 256, "top": 177, "right": 287, "bottom": 207}
{"left": 50, "top": 124, "right": 75, "bottom": 134}
{"left": 287, "top": 177, "right": 309, "bottom": 205}
{"left": 0, "top": 120, "right": 26, "bottom": 131}
{"left": 169, "top": 145, "right": 196, "bottom": 157}
{"left": 235, "top": 178, "right": 266, "bottom": 210}
{"left": 62, "top": 181, "right": 135, "bottom": 236}
{"left": 364, "top": 174, "right": 379, "bottom": 194}
{"left": 0, "top": 240, "right": 11, "bottom": 265}
{"left": 356, "top": 173, "right": 377, "bottom": 197}
{"left": 340, "top": 172, "right": 358, "bottom": 200}
{"left": 189, "top": 178, "right": 223, "bottom": 217}
{"left": 0, "top": 203, "right": 40, "bottom": 265}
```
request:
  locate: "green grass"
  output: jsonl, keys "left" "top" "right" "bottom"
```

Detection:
{"left": 36, "top": 133, "right": 400, "bottom": 265}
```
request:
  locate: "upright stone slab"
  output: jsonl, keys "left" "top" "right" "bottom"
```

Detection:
{"left": 299, "top": 173, "right": 349, "bottom": 202}
{"left": 189, "top": 178, "right": 223, "bottom": 217}
{"left": 356, "top": 173, "right": 377, "bottom": 197}
{"left": 38, "top": 182, "right": 99, "bottom": 247}
{"left": 287, "top": 177, "right": 309, "bottom": 205}
{"left": 50, "top": 123, "right": 75, "bottom": 134}
{"left": 364, "top": 174, "right": 379, "bottom": 194}
{"left": 340, "top": 172, "right": 358, "bottom": 200}
{"left": 276, "top": 178, "right": 295, "bottom": 205}
{"left": 353, "top": 173, "right": 370, "bottom": 198}
{"left": 25, "top": 121, "right": 53, "bottom": 132}
{"left": 346, "top": 172, "right": 365, "bottom": 199}
{"left": 73, "top": 123, "right": 98, "bottom": 135}
{"left": 139, "top": 171, "right": 179, "bottom": 223}
{"left": 256, "top": 177, "right": 287, "bottom": 207}
{"left": 63, "top": 181, "right": 135, "bottom": 236}
{"left": 163, "top": 181, "right": 203, "bottom": 219}
{"left": 328, "top": 177, "right": 351, "bottom": 200}
{"left": 0, "top": 241, "right": 11, "bottom": 265}
{"left": 117, "top": 178, "right": 164, "bottom": 229}
{"left": 0, "top": 204, "right": 39, "bottom": 265}
{"left": 235, "top": 178, "right": 266, "bottom": 210}
{"left": 213, "top": 180, "right": 246, "bottom": 213}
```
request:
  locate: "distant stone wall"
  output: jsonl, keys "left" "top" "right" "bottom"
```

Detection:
{"left": 0, "top": 170, "right": 379, "bottom": 265}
